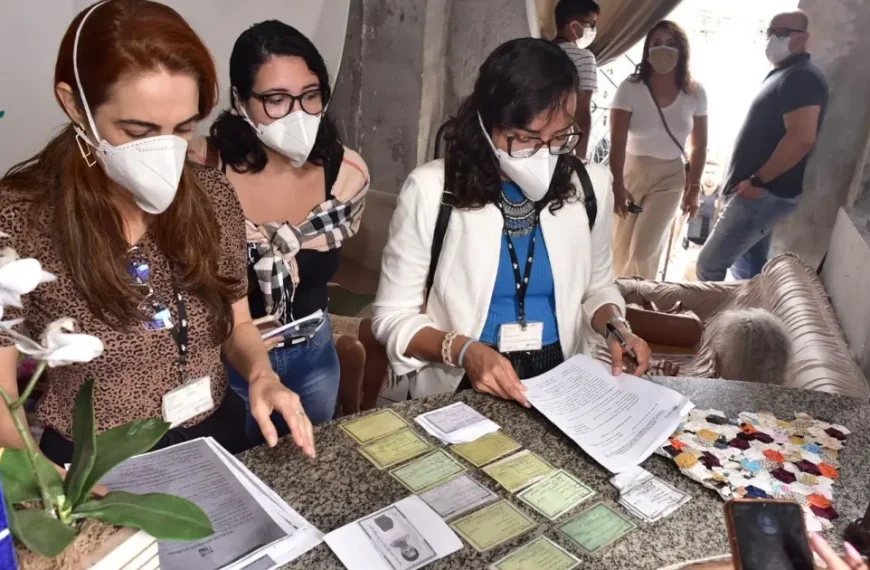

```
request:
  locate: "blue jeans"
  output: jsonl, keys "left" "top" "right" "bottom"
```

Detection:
{"left": 696, "top": 190, "right": 799, "bottom": 281}
{"left": 227, "top": 315, "right": 340, "bottom": 445}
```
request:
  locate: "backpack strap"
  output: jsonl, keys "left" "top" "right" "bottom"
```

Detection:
{"left": 562, "top": 154, "right": 598, "bottom": 230}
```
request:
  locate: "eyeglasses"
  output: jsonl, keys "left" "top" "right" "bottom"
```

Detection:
{"left": 766, "top": 27, "right": 805, "bottom": 39}
{"left": 506, "top": 128, "right": 582, "bottom": 158}
{"left": 127, "top": 246, "right": 173, "bottom": 331}
{"left": 249, "top": 88, "right": 325, "bottom": 120}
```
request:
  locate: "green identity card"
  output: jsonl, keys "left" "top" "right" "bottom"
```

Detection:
{"left": 358, "top": 428, "right": 432, "bottom": 470}
{"left": 450, "top": 500, "right": 537, "bottom": 552}
{"left": 451, "top": 430, "right": 522, "bottom": 467}
{"left": 517, "top": 470, "right": 595, "bottom": 520}
{"left": 482, "top": 450, "right": 555, "bottom": 493}
{"left": 341, "top": 408, "right": 408, "bottom": 444}
{"left": 389, "top": 450, "right": 467, "bottom": 493}
{"left": 559, "top": 502, "right": 636, "bottom": 554}
{"left": 490, "top": 536, "right": 581, "bottom": 570}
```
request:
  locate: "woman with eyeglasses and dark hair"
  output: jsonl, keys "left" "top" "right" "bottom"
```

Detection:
{"left": 372, "top": 38, "right": 650, "bottom": 402}
{"left": 189, "top": 20, "right": 369, "bottom": 438}
{"left": 0, "top": 0, "right": 315, "bottom": 465}
{"left": 609, "top": 20, "right": 708, "bottom": 280}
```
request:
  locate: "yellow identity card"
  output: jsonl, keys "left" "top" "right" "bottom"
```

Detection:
{"left": 341, "top": 408, "right": 408, "bottom": 444}
{"left": 450, "top": 500, "right": 537, "bottom": 552}
{"left": 389, "top": 450, "right": 467, "bottom": 493}
{"left": 517, "top": 470, "right": 595, "bottom": 520}
{"left": 482, "top": 450, "right": 555, "bottom": 493}
{"left": 490, "top": 536, "right": 580, "bottom": 570}
{"left": 358, "top": 428, "right": 432, "bottom": 470}
{"left": 559, "top": 502, "right": 636, "bottom": 554}
{"left": 451, "top": 430, "right": 522, "bottom": 467}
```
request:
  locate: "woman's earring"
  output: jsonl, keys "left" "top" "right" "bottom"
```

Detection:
{"left": 74, "top": 125, "right": 96, "bottom": 168}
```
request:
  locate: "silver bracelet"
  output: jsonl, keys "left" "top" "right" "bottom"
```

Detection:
{"left": 441, "top": 331, "right": 459, "bottom": 367}
{"left": 604, "top": 315, "right": 632, "bottom": 340}
{"left": 457, "top": 339, "right": 478, "bottom": 368}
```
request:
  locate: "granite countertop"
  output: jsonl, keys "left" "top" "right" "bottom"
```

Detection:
{"left": 239, "top": 377, "right": 870, "bottom": 570}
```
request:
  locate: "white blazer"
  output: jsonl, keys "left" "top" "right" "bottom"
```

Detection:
{"left": 372, "top": 159, "right": 626, "bottom": 398}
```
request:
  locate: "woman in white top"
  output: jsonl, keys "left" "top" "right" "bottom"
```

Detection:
{"left": 372, "top": 38, "right": 651, "bottom": 401}
{"left": 609, "top": 21, "right": 708, "bottom": 279}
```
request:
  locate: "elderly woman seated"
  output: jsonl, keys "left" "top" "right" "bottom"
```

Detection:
{"left": 650, "top": 308, "right": 792, "bottom": 384}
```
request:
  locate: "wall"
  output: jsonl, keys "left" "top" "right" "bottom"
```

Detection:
{"left": 0, "top": 0, "right": 349, "bottom": 174}
{"left": 774, "top": 0, "right": 870, "bottom": 265}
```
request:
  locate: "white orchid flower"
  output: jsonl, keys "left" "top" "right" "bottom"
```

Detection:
{"left": 0, "top": 248, "right": 56, "bottom": 309}
{"left": 1, "top": 318, "right": 104, "bottom": 368}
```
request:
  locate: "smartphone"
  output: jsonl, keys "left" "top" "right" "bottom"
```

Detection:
{"left": 628, "top": 202, "right": 644, "bottom": 214}
{"left": 724, "top": 499, "right": 814, "bottom": 570}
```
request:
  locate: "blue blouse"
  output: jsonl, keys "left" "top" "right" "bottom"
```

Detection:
{"left": 479, "top": 182, "right": 560, "bottom": 346}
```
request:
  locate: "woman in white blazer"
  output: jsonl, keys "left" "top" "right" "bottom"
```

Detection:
{"left": 372, "top": 38, "right": 651, "bottom": 402}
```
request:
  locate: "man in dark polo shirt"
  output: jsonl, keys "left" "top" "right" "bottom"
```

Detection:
{"left": 697, "top": 10, "right": 828, "bottom": 281}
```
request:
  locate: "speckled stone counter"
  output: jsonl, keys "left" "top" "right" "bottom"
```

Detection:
{"left": 238, "top": 377, "right": 870, "bottom": 570}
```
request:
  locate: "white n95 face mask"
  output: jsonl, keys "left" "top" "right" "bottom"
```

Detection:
{"left": 239, "top": 104, "right": 321, "bottom": 168}
{"left": 765, "top": 36, "right": 792, "bottom": 65}
{"left": 478, "top": 113, "right": 558, "bottom": 202}
{"left": 574, "top": 25, "right": 597, "bottom": 50}
{"left": 72, "top": 2, "right": 187, "bottom": 215}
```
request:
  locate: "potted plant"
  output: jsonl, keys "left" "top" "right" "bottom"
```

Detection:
{"left": 0, "top": 242, "right": 213, "bottom": 564}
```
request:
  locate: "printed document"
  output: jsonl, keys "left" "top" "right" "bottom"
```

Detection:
{"left": 522, "top": 354, "right": 693, "bottom": 473}
{"left": 324, "top": 496, "right": 462, "bottom": 570}
{"left": 100, "top": 438, "right": 322, "bottom": 570}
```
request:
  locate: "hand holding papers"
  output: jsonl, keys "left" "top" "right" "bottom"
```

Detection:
{"left": 324, "top": 496, "right": 462, "bottom": 570}
{"left": 415, "top": 402, "right": 500, "bottom": 445}
{"left": 522, "top": 354, "right": 694, "bottom": 473}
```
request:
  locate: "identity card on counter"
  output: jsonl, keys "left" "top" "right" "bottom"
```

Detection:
{"left": 482, "top": 450, "right": 555, "bottom": 493}
{"left": 451, "top": 431, "right": 522, "bottom": 467}
{"left": 418, "top": 475, "right": 498, "bottom": 520}
{"left": 389, "top": 450, "right": 467, "bottom": 493}
{"left": 342, "top": 409, "right": 409, "bottom": 444}
{"left": 450, "top": 500, "right": 536, "bottom": 552}
{"left": 490, "top": 536, "right": 580, "bottom": 570}
{"left": 415, "top": 402, "right": 500, "bottom": 445}
{"left": 325, "top": 496, "right": 462, "bottom": 570}
{"left": 558, "top": 502, "right": 636, "bottom": 554}
{"left": 359, "top": 429, "right": 433, "bottom": 470}
{"left": 610, "top": 467, "right": 690, "bottom": 523}
{"left": 516, "top": 470, "right": 595, "bottom": 520}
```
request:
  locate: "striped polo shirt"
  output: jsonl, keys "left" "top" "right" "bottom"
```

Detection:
{"left": 558, "top": 42, "right": 598, "bottom": 92}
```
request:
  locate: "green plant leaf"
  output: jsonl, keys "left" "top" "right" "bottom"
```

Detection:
{"left": 81, "top": 418, "right": 169, "bottom": 499}
{"left": 0, "top": 448, "right": 65, "bottom": 507}
{"left": 64, "top": 378, "right": 97, "bottom": 507}
{"left": 13, "top": 508, "right": 76, "bottom": 558}
{"left": 0, "top": 449, "right": 40, "bottom": 503}
{"left": 74, "top": 491, "right": 213, "bottom": 541}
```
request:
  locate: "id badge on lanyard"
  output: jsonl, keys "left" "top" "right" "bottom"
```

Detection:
{"left": 161, "top": 290, "right": 214, "bottom": 427}
{"left": 496, "top": 205, "right": 545, "bottom": 354}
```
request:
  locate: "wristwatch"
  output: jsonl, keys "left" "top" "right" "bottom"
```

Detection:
{"left": 749, "top": 174, "right": 766, "bottom": 188}
{"left": 604, "top": 316, "right": 632, "bottom": 340}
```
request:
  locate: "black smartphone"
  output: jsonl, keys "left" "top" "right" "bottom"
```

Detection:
{"left": 628, "top": 202, "right": 644, "bottom": 214}
{"left": 724, "top": 499, "right": 814, "bottom": 570}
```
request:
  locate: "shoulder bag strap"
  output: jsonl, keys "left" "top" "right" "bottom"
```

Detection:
{"left": 562, "top": 155, "right": 597, "bottom": 230}
{"left": 425, "top": 120, "right": 455, "bottom": 301}
{"left": 645, "top": 83, "right": 690, "bottom": 163}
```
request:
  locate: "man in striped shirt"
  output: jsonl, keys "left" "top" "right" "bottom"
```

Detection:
{"left": 554, "top": 0, "right": 600, "bottom": 158}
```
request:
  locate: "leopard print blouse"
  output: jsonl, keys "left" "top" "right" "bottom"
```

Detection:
{"left": 0, "top": 165, "right": 247, "bottom": 438}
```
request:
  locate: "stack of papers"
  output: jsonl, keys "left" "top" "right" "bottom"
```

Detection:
{"left": 414, "top": 402, "right": 499, "bottom": 444}
{"left": 610, "top": 467, "right": 690, "bottom": 523}
{"left": 325, "top": 496, "right": 462, "bottom": 570}
{"left": 522, "top": 354, "right": 694, "bottom": 473}
{"left": 99, "top": 437, "right": 322, "bottom": 570}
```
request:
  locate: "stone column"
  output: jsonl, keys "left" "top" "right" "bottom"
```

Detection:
{"left": 774, "top": 0, "right": 870, "bottom": 265}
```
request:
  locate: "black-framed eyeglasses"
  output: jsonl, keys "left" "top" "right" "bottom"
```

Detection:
{"left": 766, "top": 27, "right": 805, "bottom": 39}
{"left": 506, "top": 128, "right": 582, "bottom": 158}
{"left": 127, "top": 246, "right": 173, "bottom": 331}
{"left": 249, "top": 88, "right": 325, "bottom": 120}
